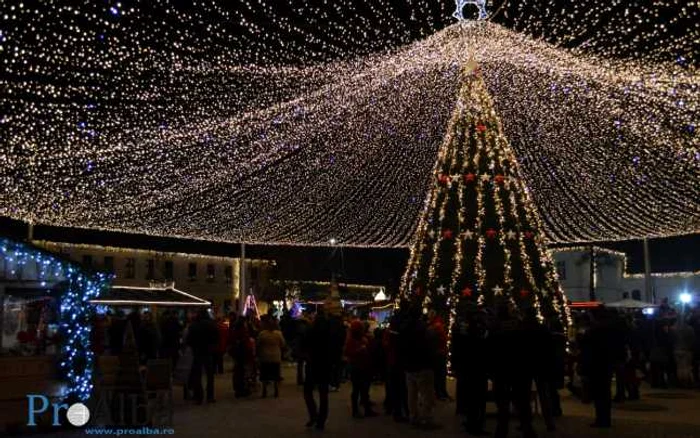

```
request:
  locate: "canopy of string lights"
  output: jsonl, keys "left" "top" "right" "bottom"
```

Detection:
{"left": 1, "top": 1, "right": 698, "bottom": 247}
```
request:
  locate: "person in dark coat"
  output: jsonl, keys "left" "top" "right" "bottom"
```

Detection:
{"left": 186, "top": 308, "right": 219, "bottom": 404}
{"left": 137, "top": 311, "right": 160, "bottom": 365}
{"left": 625, "top": 314, "right": 645, "bottom": 400}
{"left": 294, "top": 315, "right": 311, "bottom": 385}
{"left": 452, "top": 304, "right": 489, "bottom": 435}
{"left": 329, "top": 314, "right": 347, "bottom": 391}
{"left": 549, "top": 318, "right": 568, "bottom": 416}
{"left": 582, "top": 308, "right": 617, "bottom": 428}
{"left": 280, "top": 310, "right": 295, "bottom": 355}
{"left": 127, "top": 309, "right": 142, "bottom": 351}
{"left": 108, "top": 310, "right": 127, "bottom": 354}
{"left": 302, "top": 310, "right": 334, "bottom": 430}
{"left": 688, "top": 305, "right": 700, "bottom": 387}
{"left": 429, "top": 313, "right": 450, "bottom": 400}
{"left": 399, "top": 304, "right": 440, "bottom": 429}
{"left": 229, "top": 318, "right": 252, "bottom": 398}
{"left": 384, "top": 303, "right": 410, "bottom": 422}
{"left": 160, "top": 310, "right": 183, "bottom": 369}
{"left": 612, "top": 313, "right": 630, "bottom": 402}
{"left": 522, "top": 309, "right": 556, "bottom": 432}
{"left": 490, "top": 303, "right": 536, "bottom": 438}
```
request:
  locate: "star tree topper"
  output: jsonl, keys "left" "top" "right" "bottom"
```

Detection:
{"left": 453, "top": 0, "right": 488, "bottom": 21}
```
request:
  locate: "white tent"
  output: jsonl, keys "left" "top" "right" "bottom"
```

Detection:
{"left": 605, "top": 298, "right": 658, "bottom": 309}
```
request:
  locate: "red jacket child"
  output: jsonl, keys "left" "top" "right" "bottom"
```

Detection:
{"left": 344, "top": 320, "right": 372, "bottom": 372}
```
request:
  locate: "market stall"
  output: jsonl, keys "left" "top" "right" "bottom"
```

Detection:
{"left": 90, "top": 284, "right": 211, "bottom": 309}
{"left": 0, "top": 237, "right": 109, "bottom": 431}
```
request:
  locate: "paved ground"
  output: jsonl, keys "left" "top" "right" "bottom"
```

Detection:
{"left": 20, "top": 360, "right": 700, "bottom": 437}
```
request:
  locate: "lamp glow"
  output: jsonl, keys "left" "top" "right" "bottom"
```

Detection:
{"left": 680, "top": 293, "right": 692, "bottom": 304}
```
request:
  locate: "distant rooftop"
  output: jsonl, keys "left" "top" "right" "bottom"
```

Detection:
{"left": 90, "top": 285, "right": 210, "bottom": 307}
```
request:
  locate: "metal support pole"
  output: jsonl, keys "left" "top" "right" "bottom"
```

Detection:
{"left": 27, "top": 222, "right": 34, "bottom": 241}
{"left": 239, "top": 242, "right": 246, "bottom": 316}
{"left": 643, "top": 237, "right": 653, "bottom": 303}
{"left": 589, "top": 245, "right": 596, "bottom": 302}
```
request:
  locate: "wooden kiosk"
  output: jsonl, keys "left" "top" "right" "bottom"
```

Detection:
{"left": 0, "top": 238, "right": 109, "bottom": 432}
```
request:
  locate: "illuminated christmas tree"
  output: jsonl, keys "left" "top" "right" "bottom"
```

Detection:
{"left": 400, "top": 63, "right": 570, "bottom": 329}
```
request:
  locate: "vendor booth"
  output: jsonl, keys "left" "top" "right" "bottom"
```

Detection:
{"left": 87, "top": 284, "right": 211, "bottom": 428}
{"left": 0, "top": 238, "right": 110, "bottom": 432}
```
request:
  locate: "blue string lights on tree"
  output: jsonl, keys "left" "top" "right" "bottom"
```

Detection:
{"left": 0, "top": 238, "right": 110, "bottom": 402}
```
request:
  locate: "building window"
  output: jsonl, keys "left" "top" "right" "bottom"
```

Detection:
{"left": 225, "top": 266, "right": 233, "bottom": 284}
{"left": 206, "top": 264, "right": 215, "bottom": 282}
{"left": 556, "top": 261, "right": 566, "bottom": 280}
{"left": 104, "top": 256, "right": 114, "bottom": 273}
{"left": 125, "top": 258, "right": 136, "bottom": 279}
{"left": 146, "top": 259, "right": 155, "bottom": 280}
{"left": 82, "top": 254, "right": 93, "bottom": 268}
{"left": 632, "top": 289, "right": 642, "bottom": 300}
{"left": 188, "top": 262, "right": 197, "bottom": 281}
{"left": 164, "top": 261, "right": 174, "bottom": 280}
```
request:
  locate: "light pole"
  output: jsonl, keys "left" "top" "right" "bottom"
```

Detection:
{"left": 588, "top": 245, "right": 596, "bottom": 301}
{"left": 328, "top": 238, "right": 345, "bottom": 280}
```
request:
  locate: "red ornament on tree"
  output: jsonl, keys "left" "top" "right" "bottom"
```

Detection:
{"left": 462, "top": 287, "right": 473, "bottom": 297}
{"left": 476, "top": 124, "right": 487, "bottom": 133}
{"left": 520, "top": 289, "right": 530, "bottom": 298}
{"left": 415, "top": 285, "right": 423, "bottom": 296}
{"left": 464, "top": 173, "right": 476, "bottom": 183}
{"left": 442, "top": 229, "right": 453, "bottom": 239}
{"left": 485, "top": 228, "right": 498, "bottom": 239}
{"left": 524, "top": 231, "right": 535, "bottom": 239}
{"left": 494, "top": 174, "right": 506, "bottom": 184}
{"left": 438, "top": 173, "right": 449, "bottom": 184}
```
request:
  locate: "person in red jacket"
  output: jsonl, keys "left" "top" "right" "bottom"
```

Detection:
{"left": 344, "top": 320, "right": 378, "bottom": 418}
{"left": 229, "top": 318, "right": 252, "bottom": 397}
{"left": 214, "top": 317, "right": 229, "bottom": 374}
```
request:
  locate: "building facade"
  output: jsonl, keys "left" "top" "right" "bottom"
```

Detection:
{"left": 551, "top": 247, "right": 700, "bottom": 305}
{"left": 34, "top": 241, "right": 274, "bottom": 315}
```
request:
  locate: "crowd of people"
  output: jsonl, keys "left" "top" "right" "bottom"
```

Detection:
{"left": 91, "top": 298, "right": 700, "bottom": 437}
{"left": 568, "top": 299, "right": 700, "bottom": 404}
